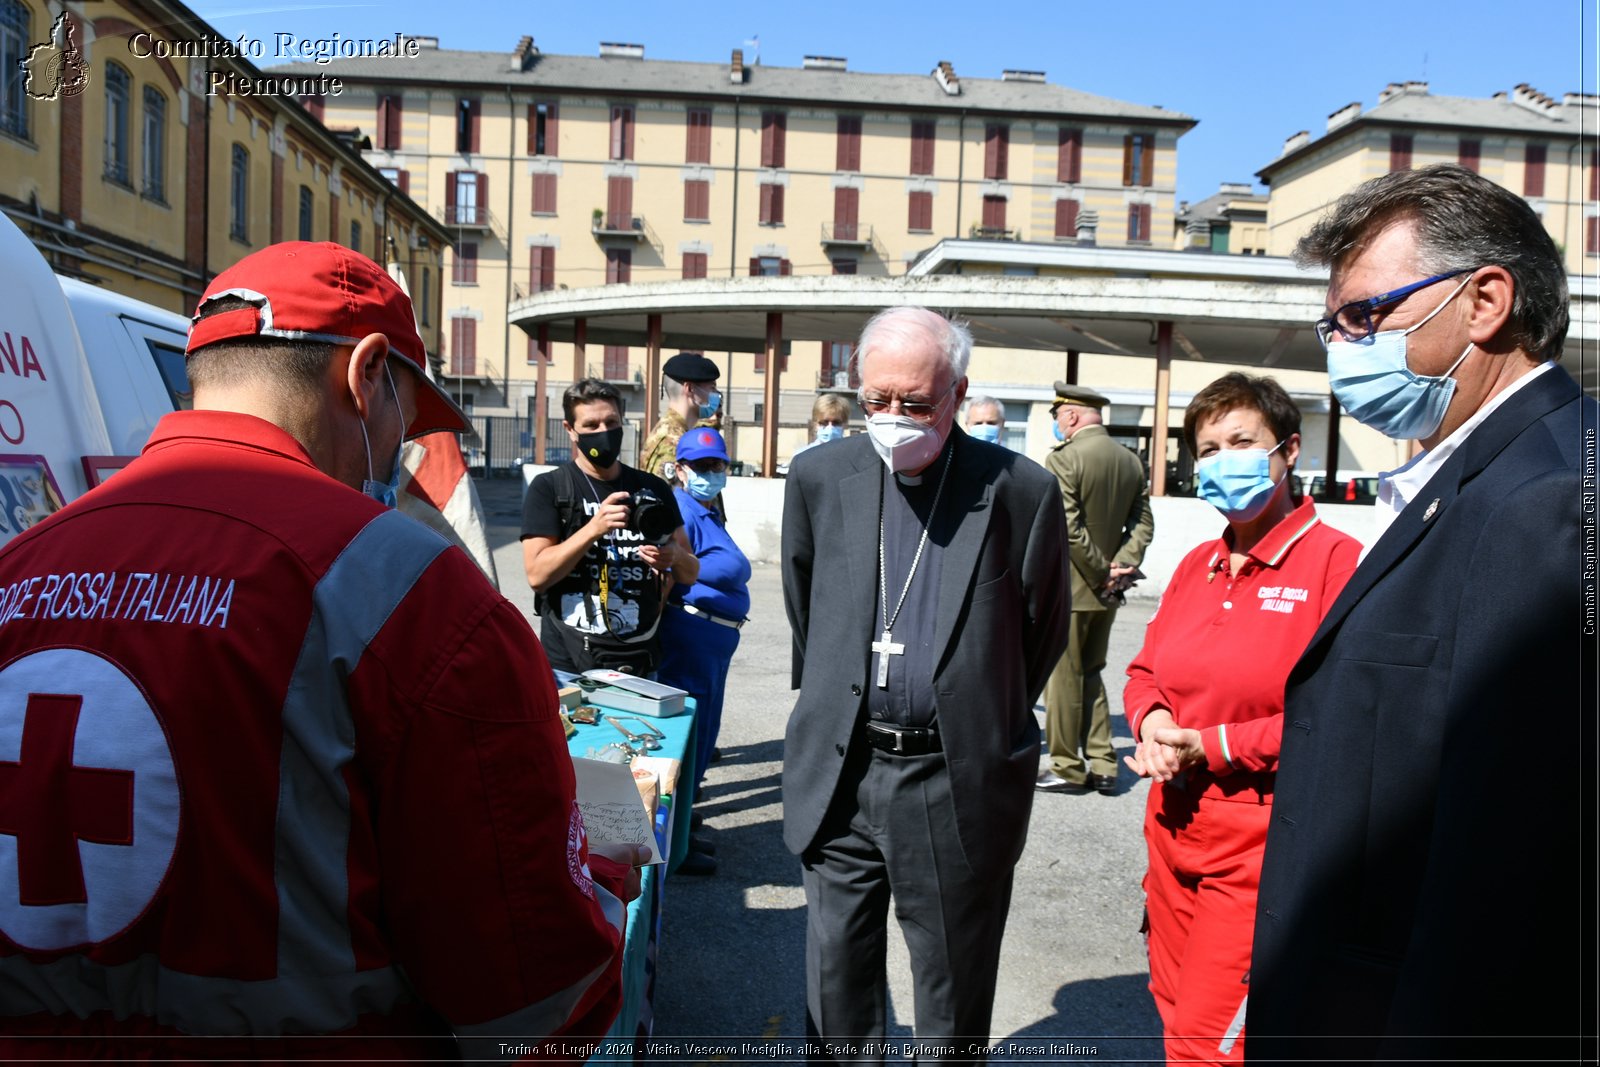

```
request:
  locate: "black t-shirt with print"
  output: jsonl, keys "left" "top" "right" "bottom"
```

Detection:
{"left": 521, "top": 462, "right": 683, "bottom": 673}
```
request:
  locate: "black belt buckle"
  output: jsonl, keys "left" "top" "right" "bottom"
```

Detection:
{"left": 864, "top": 721, "right": 940, "bottom": 757}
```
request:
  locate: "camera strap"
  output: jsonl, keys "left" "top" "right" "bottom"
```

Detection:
{"left": 575, "top": 465, "right": 664, "bottom": 646}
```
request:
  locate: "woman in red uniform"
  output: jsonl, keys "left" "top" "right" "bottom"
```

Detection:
{"left": 1124, "top": 373, "right": 1360, "bottom": 1065}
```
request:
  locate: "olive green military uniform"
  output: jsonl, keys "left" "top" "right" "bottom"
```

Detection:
{"left": 640, "top": 409, "right": 689, "bottom": 483}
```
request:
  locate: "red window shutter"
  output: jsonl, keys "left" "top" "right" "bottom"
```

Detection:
{"left": 445, "top": 171, "right": 457, "bottom": 217}
{"left": 1058, "top": 128, "right": 1082, "bottom": 183}
{"left": 834, "top": 187, "right": 858, "bottom": 239}
{"left": 908, "top": 190, "right": 932, "bottom": 231}
{"left": 772, "top": 184, "right": 785, "bottom": 224}
{"left": 1123, "top": 134, "right": 1134, "bottom": 185}
{"left": 1591, "top": 149, "right": 1599, "bottom": 201}
{"left": 532, "top": 173, "right": 556, "bottom": 214}
{"left": 1588, "top": 216, "right": 1600, "bottom": 254}
{"left": 527, "top": 104, "right": 537, "bottom": 154}
{"left": 984, "top": 124, "right": 1007, "bottom": 180}
{"left": 749, "top": 257, "right": 760, "bottom": 276}
{"left": 377, "top": 95, "right": 401, "bottom": 150}
{"left": 684, "top": 179, "right": 709, "bottom": 221}
{"left": 529, "top": 246, "right": 541, "bottom": 292}
{"left": 837, "top": 116, "right": 861, "bottom": 171}
{"left": 982, "top": 194, "right": 1006, "bottom": 231}
{"left": 1141, "top": 204, "right": 1152, "bottom": 241}
{"left": 454, "top": 318, "right": 475, "bottom": 375}
{"left": 1127, "top": 203, "right": 1151, "bottom": 242}
{"left": 759, "top": 182, "right": 773, "bottom": 223}
{"left": 1525, "top": 144, "right": 1546, "bottom": 197}
{"left": 611, "top": 107, "right": 630, "bottom": 160}
{"left": 1459, "top": 138, "right": 1480, "bottom": 173}
{"left": 1141, "top": 135, "right": 1155, "bottom": 186}
{"left": 762, "top": 112, "right": 786, "bottom": 168}
{"left": 910, "top": 120, "right": 934, "bottom": 175}
{"left": 687, "top": 108, "right": 711, "bottom": 163}
{"left": 542, "top": 247, "right": 555, "bottom": 290}
{"left": 468, "top": 99, "right": 481, "bottom": 154}
{"left": 454, "top": 241, "right": 477, "bottom": 284}
{"left": 1390, "top": 133, "right": 1413, "bottom": 172}
{"left": 397, "top": 170, "right": 410, "bottom": 195}
{"left": 683, "top": 252, "right": 707, "bottom": 279}
{"left": 477, "top": 171, "right": 488, "bottom": 218}
{"left": 607, "top": 177, "right": 633, "bottom": 228}
{"left": 624, "top": 109, "right": 635, "bottom": 161}
{"left": 779, "top": 259, "right": 791, "bottom": 276}
{"left": 545, "top": 103, "right": 558, "bottom": 157}
{"left": 1055, "top": 199, "right": 1079, "bottom": 238}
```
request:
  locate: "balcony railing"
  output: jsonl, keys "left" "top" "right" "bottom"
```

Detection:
{"left": 816, "top": 369, "right": 857, "bottom": 391}
{"left": 591, "top": 213, "right": 652, "bottom": 240}
{"left": 820, "top": 221, "right": 874, "bottom": 247}
{"left": 438, "top": 203, "right": 500, "bottom": 232}
{"left": 969, "top": 225, "right": 1019, "bottom": 241}
{"left": 587, "top": 361, "right": 643, "bottom": 385}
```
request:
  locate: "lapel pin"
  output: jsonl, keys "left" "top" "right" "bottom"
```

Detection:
{"left": 1422, "top": 498, "right": 1440, "bottom": 523}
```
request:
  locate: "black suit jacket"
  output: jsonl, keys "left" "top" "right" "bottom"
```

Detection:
{"left": 780, "top": 429, "right": 1072, "bottom": 873}
{"left": 1247, "top": 365, "right": 1598, "bottom": 1062}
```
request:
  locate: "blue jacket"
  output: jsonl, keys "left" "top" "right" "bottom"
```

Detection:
{"left": 670, "top": 487, "right": 751, "bottom": 620}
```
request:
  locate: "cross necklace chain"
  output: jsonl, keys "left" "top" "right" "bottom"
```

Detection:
{"left": 872, "top": 446, "right": 954, "bottom": 689}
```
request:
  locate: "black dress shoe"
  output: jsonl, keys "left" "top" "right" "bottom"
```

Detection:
{"left": 690, "top": 834, "right": 717, "bottom": 856}
{"left": 676, "top": 850, "right": 717, "bottom": 876}
{"left": 1086, "top": 772, "right": 1118, "bottom": 796}
{"left": 710, "top": 747, "right": 723, "bottom": 763}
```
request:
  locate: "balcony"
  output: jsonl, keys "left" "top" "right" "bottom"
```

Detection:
{"left": 592, "top": 211, "right": 651, "bottom": 239}
{"left": 820, "top": 221, "right": 874, "bottom": 248}
{"left": 816, "top": 369, "right": 857, "bottom": 391}
{"left": 587, "top": 361, "right": 644, "bottom": 386}
{"left": 968, "top": 225, "right": 1019, "bottom": 242}
{"left": 438, "top": 203, "right": 499, "bottom": 233}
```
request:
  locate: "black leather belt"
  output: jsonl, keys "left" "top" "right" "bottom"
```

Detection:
{"left": 863, "top": 721, "right": 941, "bottom": 756}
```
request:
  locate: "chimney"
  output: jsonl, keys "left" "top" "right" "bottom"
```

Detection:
{"left": 1184, "top": 217, "right": 1212, "bottom": 251}
{"left": 933, "top": 60, "right": 960, "bottom": 96}
{"left": 802, "top": 55, "right": 847, "bottom": 71}
{"left": 1378, "top": 80, "right": 1428, "bottom": 104}
{"left": 1219, "top": 181, "right": 1255, "bottom": 196}
{"left": 1281, "top": 129, "right": 1310, "bottom": 155}
{"left": 1326, "top": 100, "right": 1361, "bottom": 132}
{"left": 511, "top": 35, "right": 535, "bottom": 72}
{"left": 599, "top": 42, "right": 645, "bottom": 59}
{"left": 1564, "top": 92, "right": 1600, "bottom": 109}
{"left": 411, "top": 36, "right": 439, "bottom": 50}
{"left": 1001, "top": 70, "right": 1045, "bottom": 83}
{"left": 1075, "top": 208, "right": 1098, "bottom": 246}
{"left": 730, "top": 48, "right": 745, "bottom": 84}
{"left": 1510, "top": 82, "right": 1558, "bottom": 115}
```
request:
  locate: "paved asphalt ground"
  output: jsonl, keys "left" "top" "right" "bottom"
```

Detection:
{"left": 477, "top": 475, "right": 1166, "bottom": 1062}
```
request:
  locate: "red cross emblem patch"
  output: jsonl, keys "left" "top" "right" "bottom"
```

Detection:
{"left": 0, "top": 648, "right": 179, "bottom": 950}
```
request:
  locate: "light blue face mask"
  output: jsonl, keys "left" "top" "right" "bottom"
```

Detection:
{"left": 686, "top": 470, "right": 727, "bottom": 501}
{"left": 1195, "top": 440, "right": 1285, "bottom": 522}
{"left": 698, "top": 389, "right": 722, "bottom": 420}
{"left": 1052, "top": 421, "right": 1065, "bottom": 442}
{"left": 814, "top": 424, "right": 843, "bottom": 444}
{"left": 969, "top": 424, "right": 1002, "bottom": 445}
{"left": 360, "top": 366, "right": 404, "bottom": 508}
{"left": 1324, "top": 274, "right": 1476, "bottom": 441}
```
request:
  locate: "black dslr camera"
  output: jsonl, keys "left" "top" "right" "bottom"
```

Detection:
{"left": 627, "top": 489, "right": 676, "bottom": 544}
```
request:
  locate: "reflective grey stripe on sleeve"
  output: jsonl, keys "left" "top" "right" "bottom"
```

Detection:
{"left": 1218, "top": 993, "right": 1247, "bottom": 1053}
{"left": 0, "top": 954, "right": 409, "bottom": 1035}
{"left": 277, "top": 509, "right": 448, "bottom": 981}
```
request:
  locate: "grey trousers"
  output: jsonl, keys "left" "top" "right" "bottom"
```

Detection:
{"left": 801, "top": 744, "right": 1016, "bottom": 1065}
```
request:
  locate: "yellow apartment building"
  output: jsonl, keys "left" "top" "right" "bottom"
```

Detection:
{"left": 285, "top": 37, "right": 1195, "bottom": 445}
{"left": 1258, "top": 81, "right": 1598, "bottom": 272}
{"left": 0, "top": 0, "right": 447, "bottom": 354}
{"left": 1172, "top": 181, "right": 1269, "bottom": 255}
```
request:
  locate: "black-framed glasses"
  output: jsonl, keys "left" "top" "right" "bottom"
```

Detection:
{"left": 857, "top": 381, "right": 956, "bottom": 422}
{"left": 1314, "top": 268, "right": 1475, "bottom": 347}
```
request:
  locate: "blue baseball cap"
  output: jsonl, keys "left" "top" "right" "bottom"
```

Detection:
{"left": 676, "top": 427, "right": 729, "bottom": 462}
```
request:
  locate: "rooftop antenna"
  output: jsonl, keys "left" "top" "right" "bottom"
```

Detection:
{"left": 744, "top": 33, "right": 760, "bottom": 65}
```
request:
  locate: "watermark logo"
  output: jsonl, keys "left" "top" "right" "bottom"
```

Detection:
{"left": 21, "top": 12, "right": 90, "bottom": 102}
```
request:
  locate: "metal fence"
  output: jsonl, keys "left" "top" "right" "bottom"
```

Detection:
{"left": 462, "top": 414, "right": 639, "bottom": 476}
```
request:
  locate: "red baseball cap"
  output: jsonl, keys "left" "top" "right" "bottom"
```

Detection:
{"left": 187, "top": 241, "right": 470, "bottom": 438}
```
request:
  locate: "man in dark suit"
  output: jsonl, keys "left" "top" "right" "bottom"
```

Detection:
{"left": 782, "top": 306, "right": 1071, "bottom": 1060}
{"left": 1247, "top": 164, "right": 1597, "bottom": 1063}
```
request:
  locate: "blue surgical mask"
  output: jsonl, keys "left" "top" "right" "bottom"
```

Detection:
{"left": 686, "top": 470, "right": 727, "bottom": 501}
{"left": 814, "top": 424, "right": 843, "bottom": 444}
{"left": 360, "top": 366, "right": 404, "bottom": 508}
{"left": 1324, "top": 274, "right": 1476, "bottom": 441}
{"left": 969, "top": 424, "right": 1002, "bottom": 444}
{"left": 698, "top": 389, "right": 722, "bottom": 420}
{"left": 1195, "top": 440, "right": 1285, "bottom": 521}
{"left": 1052, "top": 422, "right": 1065, "bottom": 442}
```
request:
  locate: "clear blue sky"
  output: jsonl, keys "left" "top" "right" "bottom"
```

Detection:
{"left": 195, "top": 0, "right": 1589, "bottom": 205}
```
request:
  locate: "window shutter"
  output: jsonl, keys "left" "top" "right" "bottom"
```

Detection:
{"left": 1591, "top": 149, "right": 1599, "bottom": 201}
{"left": 1141, "top": 204, "right": 1152, "bottom": 241}
{"left": 687, "top": 108, "right": 711, "bottom": 163}
{"left": 908, "top": 190, "right": 932, "bottom": 231}
{"left": 1525, "top": 144, "right": 1546, "bottom": 197}
{"left": 985, "top": 124, "right": 1007, "bottom": 180}
{"left": 834, "top": 187, "right": 858, "bottom": 239}
{"left": 1058, "top": 128, "right": 1082, "bottom": 183}
{"left": 1122, "top": 134, "right": 1134, "bottom": 186}
{"left": 607, "top": 177, "right": 632, "bottom": 227}
{"left": 397, "top": 170, "right": 410, "bottom": 195}
{"left": 444, "top": 172, "right": 457, "bottom": 218}
{"left": 749, "top": 257, "right": 761, "bottom": 276}
{"left": 772, "top": 184, "right": 785, "bottom": 224}
{"left": 624, "top": 108, "right": 635, "bottom": 161}
{"left": 377, "top": 95, "right": 401, "bottom": 150}
{"left": 1390, "top": 133, "right": 1413, "bottom": 173}
{"left": 1588, "top": 215, "right": 1600, "bottom": 254}
{"left": 982, "top": 194, "right": 1006, "bottom": 231}
{"left": 759, "top": 182, "right": 773, "bottom": 223}
{"left": 762, "top": 112, "right": 786, "bottom": 168}
{"left": 780, "top": 259, "right": 791, "bottom": 276}
{"left": 529, "top": 246, "right": 541, "bottom": 292}
{"left": 683, "top": 252, "right": 707, "bottom": 279}
{"left": 477, "top": 171, "right": 488, "bottom": 216}
{"left": 527, "top": 104, "right": 537, "bottom": 154}
{"left": 1055, "top": 199, "right": 1078, "bottom": 239}
{"left": 1459, "top": 138, "right": 1480, "bottom": 173}
{"left": 469, "top": 99, "right": 481, "bottom": 154}
{"left": 1141, "top": 135, "right": 1155, "bottom": 186}
{"left": 837, "top": 116, "right": 861, "bottom": 171}
{"left": 910, "top": 120, "right": 934, "bottom": 175}
{"left": 546, "top": 103, "right": 559, "bottom": 157}
{"left": 461, "top": 318, "right": 477, "bottom": 375}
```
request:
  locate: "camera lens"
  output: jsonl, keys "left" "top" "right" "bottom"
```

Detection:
{"left": 628, "top": 489, "right": 676, "bottom": 544}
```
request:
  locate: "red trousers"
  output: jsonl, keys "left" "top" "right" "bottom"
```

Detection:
{"left": 1142, "top": 780, "right": 1272, "bottom": 1065}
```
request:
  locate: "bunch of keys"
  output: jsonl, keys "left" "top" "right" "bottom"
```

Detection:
{"left": 607, "top": 715, "right": 665, "bottom": 754}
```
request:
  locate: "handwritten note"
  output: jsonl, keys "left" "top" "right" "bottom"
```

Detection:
{"left": 571, "top": 757, "right": 664, "bottom": 865}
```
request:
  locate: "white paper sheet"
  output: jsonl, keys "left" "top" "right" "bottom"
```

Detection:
{"left": 571, "top": 756, "right": 664, "bottom": 865}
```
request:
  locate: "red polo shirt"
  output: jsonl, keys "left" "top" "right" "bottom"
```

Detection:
{"left": 1125, "top": 498, "right": 1359, "bottom": 788}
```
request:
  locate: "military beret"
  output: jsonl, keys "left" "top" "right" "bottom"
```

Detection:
{"left": 1051, "top": 382, "right": 1109, "bottom": 410}
{"left": 663, "top": 352, "right": 721, "bottom": 383}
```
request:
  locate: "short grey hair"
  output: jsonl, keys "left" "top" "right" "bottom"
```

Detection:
{"left": 964, "top": 395, "right": 1004, "bottom": 424}
{"left": 1295, "top": 164, "right": 1569, "bottom": 361}
{"left": 856, "top": 306, "right": 973, "bottom": 384}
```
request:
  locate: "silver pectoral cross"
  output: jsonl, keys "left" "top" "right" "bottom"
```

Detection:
{"left": 871, "top": 630, "right": 905, "bottom": 688}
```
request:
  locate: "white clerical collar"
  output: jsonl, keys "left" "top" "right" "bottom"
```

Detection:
{"left": 1370, "top": 361, "right": 1553, "bottom": 546}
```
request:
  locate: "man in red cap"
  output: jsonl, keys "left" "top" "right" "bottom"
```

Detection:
{"left": 0, "top": 242, "right": 639, "bottom": 1059}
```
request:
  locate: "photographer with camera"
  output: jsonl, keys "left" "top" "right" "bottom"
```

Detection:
{"left": 522, "top": 379, "right": 698, "bottom": 675}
